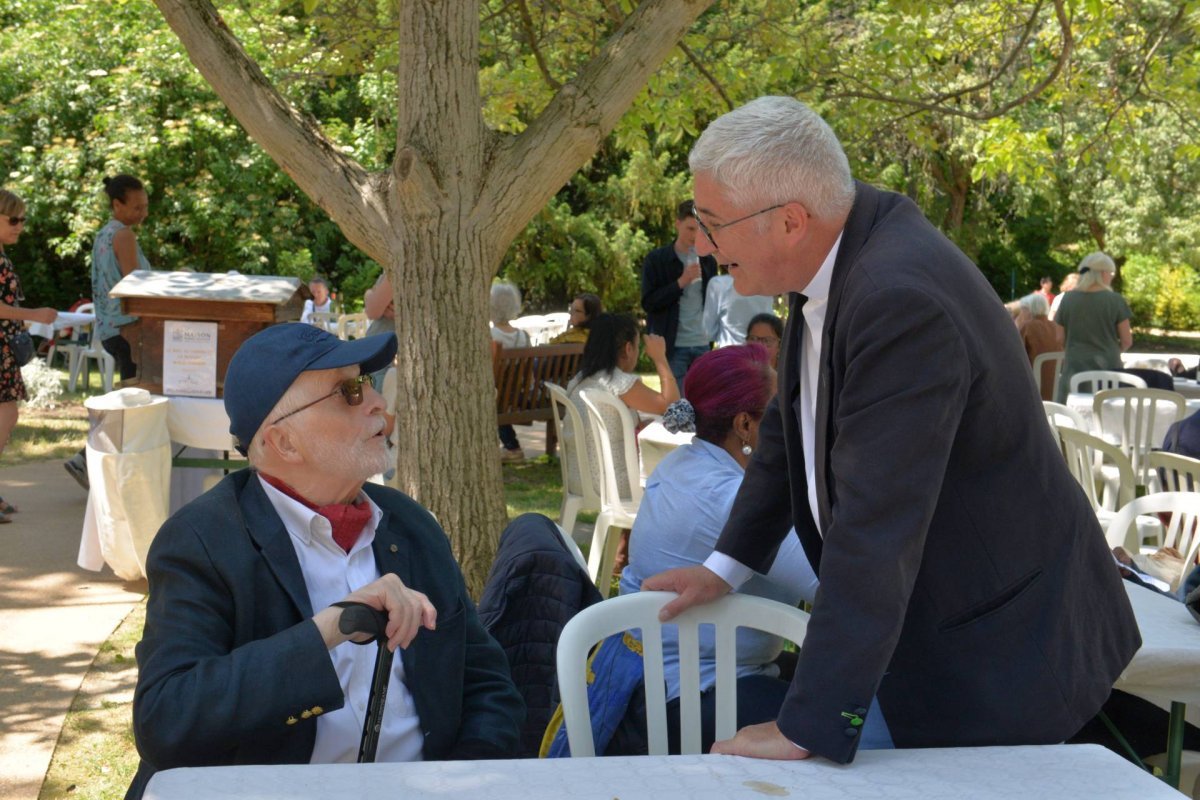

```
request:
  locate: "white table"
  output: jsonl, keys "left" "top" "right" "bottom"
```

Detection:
{"left": 1173, "top": 378, "right": 1200, "bottom": 401}
{"left": 143, "top": 745, "right": 1180, "bottom": 800}
{"left": 1116, "top": 581, "right": 1200, "bottom": 788}
{"left": 637, "top": 420, "right": 695, "bottom": 483}
{"left": 25, "top": 310, "right": 96, "bottom": 339}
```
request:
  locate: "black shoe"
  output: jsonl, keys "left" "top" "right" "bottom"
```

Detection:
{"left": 64, "top": 455, "right": 89, "bottom": 491}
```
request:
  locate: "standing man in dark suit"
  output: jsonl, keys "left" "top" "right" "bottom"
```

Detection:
{"left": 641, "top": 199, "right": 718, "bottom": 388}
{"left": 645, "top": 97, "right": 1140, "bottom": 763}
{"left": 126, "top": 324, "right": 522, "bottom": 799}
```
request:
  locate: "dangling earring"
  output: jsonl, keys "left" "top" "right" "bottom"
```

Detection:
{"left": 741, "top": 442, "right": 753, "bottom": 456}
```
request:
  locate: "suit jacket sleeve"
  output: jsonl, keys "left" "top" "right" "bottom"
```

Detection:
{"left": 779, "top": 285, "right": 970, "bottom": 762}
{"left": 131, "top": 514, "right": 343, "bottom": 769}
{"left": 641, "top": 248, "right": 683, "bottom": 314}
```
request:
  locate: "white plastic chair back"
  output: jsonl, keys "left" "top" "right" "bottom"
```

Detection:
{"left": 308, "top": 311, "right": 336, "bottom": 332}
{"left": 578, "top": 388, "right": 643, "bottom": 597}
{"left": 49, "top": 301, "right": 93, "bottom": 376}
{"left": 556, "top": 591, "right": 810, "bottom": 756}
{"left": 546, "top": 382, "right": 600, "bottom": 536}
{"left": 68, "top": 308, "right": 115, "bottom": 394}
{"left": 1070, "top": 370, "right": 1146, "bottom": 394}
{"left": 1056, "top": 425, "right": 1134, "bottom": 512}
{"left": 1145, "top": 450, "right": 1200, "bottom": 494}
{"left": 1094, "top": 388, "right": 1187, "bottom": 488}
{"left": 1043, "top": 400, "right": 1088, "bottom": 433}
{"left": 336, "top": 312, "right": 369, "bottom": 340}
{"left": 1104, "top": 492, "right": 1200, "bottom": 589}
{"left": 542, "top": 311, "right": 571, "bottom": 341}
{"left": 1032, "top": 351, "right": 1064, "bottom": 399}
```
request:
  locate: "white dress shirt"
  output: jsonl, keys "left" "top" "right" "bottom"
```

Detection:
{"left": 703, "top": 274, "right": 776, "bottom": 347}
{"left": 258, "top": 475, "right": 424, "bottom": 764}
{"left": 704, "top": 234, "right": 843, "bottom": 590}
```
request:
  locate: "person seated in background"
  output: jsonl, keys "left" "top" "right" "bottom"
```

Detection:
{"left": 744, "top": 312, "right": 783, "bottom": 371}
{"left": 1016, "top": 292, "right": 1059, "bottom": 401}
{"left": 565, "top": 313, "right": 679, "bottom": 503}
{"left": 551, "top": 292, "right": 602, "bottom": 344}
{"left": 126, "top": 324, "right": 522, "bottom": 800}
{"left": 704, "top": 266, "right": 774, "bottom": 348}
{"left": 300, "top": 276, "right": 333, "bottom": 326}
{"left": 490, "top": 281, "right": 531, "bottom": 463}
{"left": 1168, "top": 358, "right": 1198, "bottom": 380}
{"left": 619, "top": 344, "right": 818, "bottom": 754}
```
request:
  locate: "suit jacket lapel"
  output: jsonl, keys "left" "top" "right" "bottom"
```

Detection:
{"left": 370, "top": 505, "right": 412, "bottom": 587}
{"left": 241, "top": 475, "right": 313, "bottom": 618}
{"left": 813, "top": 182, "right": 881, "bottom": 532}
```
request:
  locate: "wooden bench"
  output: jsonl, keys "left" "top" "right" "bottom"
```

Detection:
{"left": 493, "top": 342, "right": 585, "bottom": 456}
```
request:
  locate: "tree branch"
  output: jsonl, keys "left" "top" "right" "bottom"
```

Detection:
{"left": 678, "top": 40, "right": 734, "bottom": 111}
{"left": 485, "top": 0, "right": 714, "bottom": 244}
{"left": 516, "top": 0, "right": 562, "bottom": 91}
{"left": 151, "top": 0, "right": 392, "bottom": 263}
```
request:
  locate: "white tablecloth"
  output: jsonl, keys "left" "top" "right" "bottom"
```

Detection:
{"left": 1116, "top": 581, "right": 1200, "bottom": 726}
{"left": 26, "top": 310, "right": 95, "bottom": 339}
{"left": 1173, "top": 378, "right": 1200, "bottom": 400}
{"left": 143, "top": 745, "right": 1179, "bottom": 800}
{"left": 637, "top": 420, "right": 695, "bottom": 483}
{"left": 1066, "top": 392, "right": 1200, "bottom": 445}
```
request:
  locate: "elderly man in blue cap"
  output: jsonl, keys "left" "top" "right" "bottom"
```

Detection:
{"left": 126, "top": 324, "right": 522, "bottom": 800}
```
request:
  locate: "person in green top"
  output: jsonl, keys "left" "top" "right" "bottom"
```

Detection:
{"left": 1053, "top": 252, "right": 1133, "bottom": 402}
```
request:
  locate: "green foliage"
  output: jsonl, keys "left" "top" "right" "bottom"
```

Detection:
{"left": 1122, "top": 253, "right": 1200, "bottom": 332}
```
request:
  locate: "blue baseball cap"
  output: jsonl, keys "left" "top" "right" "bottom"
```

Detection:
{"left": 224, "top": 323, "right": 397, "bottom": 455}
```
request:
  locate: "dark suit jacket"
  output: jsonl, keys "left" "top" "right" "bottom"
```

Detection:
{"left": 716, "top": 182, "right": 1141, "bottom": 763}
{"left": 640, "top": 243, "right": 717, "bottom": 355}
{"left": 126, "top": 471, "right": 523, "bottom": 799}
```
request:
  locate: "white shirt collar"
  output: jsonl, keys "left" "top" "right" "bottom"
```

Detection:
{"left": 799, "top": 231, "right": 842, "bottom": 305}
{"left": 256, "top": 473, "right": 382, "bottom": 557}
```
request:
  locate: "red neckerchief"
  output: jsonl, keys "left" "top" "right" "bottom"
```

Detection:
{"left": 259, "top": 473, "right": 371, "bottom": 554}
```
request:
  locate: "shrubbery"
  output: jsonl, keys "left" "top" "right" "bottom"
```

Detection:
{"left": 1121, "top": 255, "right": 1200, "bottom": 332}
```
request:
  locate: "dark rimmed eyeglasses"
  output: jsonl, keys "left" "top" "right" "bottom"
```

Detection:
{"left": 269, "top": 374, "right": 369, "bottom": 426}
{"left": 6, "top": 216, "right": 26, "bottom": 226}
{"left": 746, "top": 334, "right": 781, "bottom": 347}
{"left": 692, "top": 204, "right": 786, "bottom": 250}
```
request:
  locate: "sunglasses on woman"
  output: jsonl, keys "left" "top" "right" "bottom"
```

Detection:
{"left": 6, "top": 216, "right": 26, "bottom": 226}
{"left": 269, "top": 374, "right": 370, "bottom": 425}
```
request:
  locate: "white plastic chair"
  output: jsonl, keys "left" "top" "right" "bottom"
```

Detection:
{"left": 67, "top": 309, "right": 115, "bottom": 394}
{"left": 336, "top": 312, "right": 369, "bottom": 340}
{"left": 47, "top": 301, "right": 92, "bottom": 378}
{"left": 1093, "top": 388, "right": 1187, "bottom": 489}
{"left": 1043, "top": 400, "right": 1088, "bottom": 433}
{"left": 1145, "top": 450, "right": 1200, "bottom": 494}
{"left": 1032, "top": 351, "right": 1064, "bottom": 400}
{"left": 546, "top": 382, "right": 601, "bottom": 537}
{"left": 556, "top": 591, "right": 810, "bottom": 756}
{"left": 308, "top": 311, "right": 336, "bottom": 332}
{"left": 1056, "top": 425, "right": 1135, "bottom": 513}
{"left": 578, "top": 388, "right": 643, "bottom": 597}
{"left": 1104, "top": 492, "right": 1200, "bottom": 590}
{"left": 1070, "top": 370, "right": 1147, "bottom": 394}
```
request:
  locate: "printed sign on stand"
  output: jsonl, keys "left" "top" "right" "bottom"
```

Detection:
{"left": 162, "top": 320, "right": 218, "bottom": 397}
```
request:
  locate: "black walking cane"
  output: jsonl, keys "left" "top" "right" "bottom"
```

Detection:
{"left": 332, "top": 601, "right": 393, "bottom": 763}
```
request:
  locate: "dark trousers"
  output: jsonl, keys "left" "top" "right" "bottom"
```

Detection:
{"left": 498, "top": 425, "right": 521, "bottom": 451}
{"left": 101, "top": 335, "right": 137, "bottom": 381}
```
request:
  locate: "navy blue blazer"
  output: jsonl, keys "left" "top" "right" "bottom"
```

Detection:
{"left": 716, "top": 182, "right": 1140, "bottom": 763}
{"left": 126, "top": 471, "right": 523, "bottom": 799}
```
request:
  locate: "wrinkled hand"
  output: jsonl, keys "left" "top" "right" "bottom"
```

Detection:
{"left": 641, "top": 565, "right": 730, "bottom": 621}
{"left": 643, "top": 333, "right": 668, "bottom": 364}
{"left": 678, "top": 261, "right": 702, "bottom": 287}
{"left": 315, "top": 573, "right": 436, "bottom": 652}
{"left": 30, "top": 307, "right": 57, "bottom": 325}
{"left": 711, "top": 721, "right": 811, "bottom": 760}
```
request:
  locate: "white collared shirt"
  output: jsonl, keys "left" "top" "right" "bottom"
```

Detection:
{"left": 705, "top": 233, "right": 843, "bottom": 590}
{"left": 258, "top": 475, "right": 424, "bottom": 764}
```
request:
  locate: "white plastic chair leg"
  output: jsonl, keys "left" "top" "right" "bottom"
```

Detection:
{"left": 560, "top": 495, "right": 582, "bottom": 540}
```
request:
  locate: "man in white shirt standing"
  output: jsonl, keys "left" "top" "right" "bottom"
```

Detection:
{"left": 703, "top": 265, "right": 775, "bottom": 347}
{"left": 644, "top": 96, "right": 1138, "bottom": 765}
{"left": 126, "top": 324, "right": 522, "bottom": 799}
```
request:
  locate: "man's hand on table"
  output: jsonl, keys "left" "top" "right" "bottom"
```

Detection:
{"left": 711, "top": 721, "right": 811, "bottom": 760}
{"left": 641, "top": 565, "right": 731, "bottom": 622}
{"left": 313, "top": 573, "right": 436, "bottom": 652}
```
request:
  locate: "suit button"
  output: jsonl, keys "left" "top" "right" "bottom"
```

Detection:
{"left": 301, "top": 710, "right": 312, "bottom": 719}
{"left": 389, "top": 544, "right": 398, "bottom": 553}
{"left": 844, "top": 727, "right": 859, "bottom": 737}
{"left": 286, "top": 716, "right": 298, "bottom": 726}
{"left": 312, "top": 706, "right": 324, "bottom": 715}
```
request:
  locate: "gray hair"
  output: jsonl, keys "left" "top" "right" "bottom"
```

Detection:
{"left": 689, "top": 96, "right": 855, "bottom": 221}
{"left": 245, "top": 376, "right": 311, "bottom": 468}
{"left": 1019, "top": 292, "right": 1049, "bottom": 318}
{"left": 490, "top": 281, "right": 523, "bottom": 325}
{"left": 1076, "top": 252, "right": 1116, "bottom": 292}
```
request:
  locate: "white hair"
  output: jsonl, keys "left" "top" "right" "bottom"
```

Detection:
{"left": 1076, "top": 252, "right": 1116, "bottom": 292}
{"left": 689, "top": 96, "right": 855, "bottom": 221}
{"left": 1019, "top": 292, "right": 1049, "bottom": 317}
{"left": 246, "top": 376, "right": 311, "bottom": 468}
{"left": 490, "top": 281, "right": 523, "bottom": 325}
